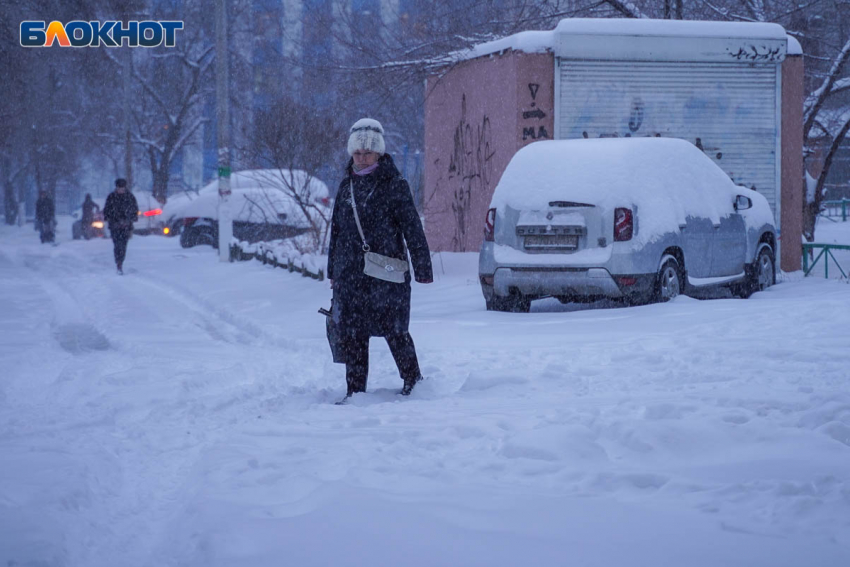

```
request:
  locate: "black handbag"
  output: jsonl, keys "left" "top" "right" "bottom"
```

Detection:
{"left": 319, "top": 302, "right": 346, "bottom": 364}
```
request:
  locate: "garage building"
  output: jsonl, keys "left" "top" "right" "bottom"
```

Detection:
{"left": 424, "top": 18, "right": 804, "bottom": 271}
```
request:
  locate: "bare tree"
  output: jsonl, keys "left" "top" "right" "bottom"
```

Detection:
{"left": 245, "top": 96, "right": 347, "bottom": 253}
{"left": 800, "top": 36, "right": 850, "bottom": 241}
{"left": 689, "top": 0, "right": 850, "bottom": 241}
{"left": 98, "top": 3, "right": 213, "bottom": 203}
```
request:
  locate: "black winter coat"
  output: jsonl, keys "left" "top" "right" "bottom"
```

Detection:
{"left": 35, "top": 196, "right": 54, "bottom": 224}
{"left": 103, "top": 191, "right": 138, "bottom": 230}
{"left": 328, "top": 154, "right": 432, "bottom": 337}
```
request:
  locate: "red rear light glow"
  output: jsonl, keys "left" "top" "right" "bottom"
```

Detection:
{"left": 143, "top": 209, "right": 162, "bottom": 217}
{"left": 614, "top": 208, "right": 633, "bottom": 242}
{"left": 484, "top": 208, "right": 496, "bottom": 242}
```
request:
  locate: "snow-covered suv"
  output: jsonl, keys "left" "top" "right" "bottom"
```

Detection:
{"left": 479, "top": 138, "right": 777, "bottom": 312}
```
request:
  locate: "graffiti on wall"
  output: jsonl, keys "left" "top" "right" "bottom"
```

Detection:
{"left": 441, "top": 94, "right": 496, "bottom": 252}
{"left": 521, "top": 83, "right": 550, "bottom": 141}
{"left": 727, "top": 45, "right": 782, "bottom": 62}
{"left": 562, "top": 80, "right": 772, "bottom": 197}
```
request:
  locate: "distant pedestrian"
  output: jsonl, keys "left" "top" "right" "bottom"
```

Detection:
{"left": 81, "top": 193, "right": 101, "bottom": 240}
{"left": 103, "top": 178, "right": 138, "bottom": 275}
{"left": 327, "top": 118, "right": 433, "bottom": 402}
{"left": 34, "top": 190, "right": 55, "bottom": 244}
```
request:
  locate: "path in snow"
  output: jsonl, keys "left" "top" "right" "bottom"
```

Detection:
{"left": 1, "top": 219, "right": 849, "bottom": 566}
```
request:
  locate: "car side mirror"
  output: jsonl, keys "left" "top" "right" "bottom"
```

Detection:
{"left": 734, "top": 195, "right": 752, "bottom": 212}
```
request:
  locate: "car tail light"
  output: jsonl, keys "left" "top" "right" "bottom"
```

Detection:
{"left": 617, "top": 276, "right": 637, "bottom": 286}
{"left": 320, "top": 197, "right": 330, "bottom": 206}
{"left": 183, "top": 217, "right": 197, "bottom": 227}
{"left": 484, "top": 208, "right": 496, "bottom": 242}
{"left": 614, "top": 208, "right": 633, "bottom": 242}
{"left": 143, "top": 209, "right": 162, "bottom": 217}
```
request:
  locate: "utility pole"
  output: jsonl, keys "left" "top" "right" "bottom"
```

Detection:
{"left": 215, "top": 0, "right": 233, "bottom": 262}
{"left": 123, "top": 12, "right": 133, "bottom": 191}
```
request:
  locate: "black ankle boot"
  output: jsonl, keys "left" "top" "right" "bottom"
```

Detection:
{"left": 401, "top": 375, "right": 422, "bottom": 396}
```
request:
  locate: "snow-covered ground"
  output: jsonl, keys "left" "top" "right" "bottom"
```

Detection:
{"left": 1, "top": 217, "right": 849, "bottom": 567}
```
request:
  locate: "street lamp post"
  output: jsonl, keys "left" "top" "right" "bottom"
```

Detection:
{"left": 215, "top": 0, "right": 233, "bottom": 261}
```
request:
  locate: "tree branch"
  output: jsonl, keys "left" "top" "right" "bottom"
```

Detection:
{"left": 804, "top": 37, "right": 850, "bottom": 138}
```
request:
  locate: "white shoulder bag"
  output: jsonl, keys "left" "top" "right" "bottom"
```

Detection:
{"left": 349, "top": 181, "right": 409, "bottom": 284}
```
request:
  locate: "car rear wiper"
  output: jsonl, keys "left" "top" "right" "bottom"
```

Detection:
{"left": 548, "top": 201, "right": 595, "bottom": 208}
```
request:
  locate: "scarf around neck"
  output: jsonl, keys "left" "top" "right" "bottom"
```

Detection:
{"left": 353, "top": 161, "right": 379, "bottom": 176}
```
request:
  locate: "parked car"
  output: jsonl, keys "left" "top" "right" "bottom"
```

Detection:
{"left": 161, "top": 169, "right": 331, "bottom": 247}
{"left": 166, "top": 187, "right": 331, "bottom": 248}
{"left": 479, "top": 138, "right": 777, "bottom": 312}
{"left": 133, "top": 191, "right": 166, "bottom": 235}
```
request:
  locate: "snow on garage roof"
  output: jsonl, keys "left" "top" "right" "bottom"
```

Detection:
{"left": 554, "top": 18, "right": 787, "bottom": 40}
{"left": 461, "top": 29, "right": 554, "bottom": 60}
{"left": 457, "top": 18, "right": 797, "bottom": 62}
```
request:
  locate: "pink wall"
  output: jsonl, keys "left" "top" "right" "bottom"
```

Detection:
{"left": 423, "top": 52, "right": 554, "bottom": 252}
{"left": 780, "top": 55, "right": 804, "bottom": 272}
{"left": 515, "top": 54, "right": 556, "bottom": 152}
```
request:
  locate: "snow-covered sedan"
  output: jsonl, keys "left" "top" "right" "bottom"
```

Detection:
{"left": 161, "top": 169, "right": 331, "bottom": 248}
{"left": 479, "top": 137, "right": 777, "bottom": 312}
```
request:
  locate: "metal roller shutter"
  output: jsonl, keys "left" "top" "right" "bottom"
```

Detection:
{"left": 557, "top": 60, "right": 779, "bottom": 215}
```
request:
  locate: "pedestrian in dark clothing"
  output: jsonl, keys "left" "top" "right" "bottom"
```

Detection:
{"left": 327, "top": 118, "right": 433, "bottom": 401}
{"left": 103, "top": 178, "right": 138, "bottom": 275}
{"left": 81, "top": 193, "right": 100, "bottom": 240}
{"left": 35, "top": 191, "right": 55, "bottom": 244}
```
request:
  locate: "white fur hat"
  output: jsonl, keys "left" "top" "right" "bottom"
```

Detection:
{"left": 347, "top": 118, "right": 385, "bottom": 156}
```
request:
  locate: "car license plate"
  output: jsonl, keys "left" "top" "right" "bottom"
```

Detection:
{"left": 523, "top": 234, "right": 578, "bottom": 250}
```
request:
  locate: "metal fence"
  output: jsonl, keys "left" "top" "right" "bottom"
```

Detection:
{"left": 820, "top": 199, "right": 849, "bottom": 222}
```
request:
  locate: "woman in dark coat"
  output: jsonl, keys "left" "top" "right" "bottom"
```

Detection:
{"left": 327, "top": 118, "right": 433, "bottom": 401}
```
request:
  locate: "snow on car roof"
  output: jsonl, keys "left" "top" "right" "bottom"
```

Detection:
{"left": 198, "top": 169, "right": 329, "bottom": 199}
{"left": 133, "top": 191, "right": 162, "bottom": 211}
{"left": 491, "top": 137, "right": 773, "bottom": 245}
{"left": 164, "top": 187, "right": 325, "bottom": 228}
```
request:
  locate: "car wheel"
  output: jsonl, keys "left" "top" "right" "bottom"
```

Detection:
{"left": 486, "top": 293, "right": 531, "bottom": 313}
{"left": 654, "top": 256, "right": 682, "bottom": 303}
{"left": 197, "top": 228, "right": 217, "bottom": 249}
{"left": 735, "top": 246, "right": 775, "bottom": 299}
{"left": 180, "top": 228, "right": 195, "bottom": 248}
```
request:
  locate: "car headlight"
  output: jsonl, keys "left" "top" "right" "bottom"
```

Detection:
{"left": 92, "top": 221, "right": 104, "bottom": 228}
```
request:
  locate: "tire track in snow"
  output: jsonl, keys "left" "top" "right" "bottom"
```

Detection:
{"left": 117, "top": 268, "right": 303, "bottom": 350}
{"left": 8, "top": 245, "right": 284, "bottom": 565}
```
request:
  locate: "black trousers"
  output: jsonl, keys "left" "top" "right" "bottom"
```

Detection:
{"left": 111, "top": 228, "right": 131, "bottom": 267}
{"left": 345, "top": 332, "right": 421, "bottom": 395}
